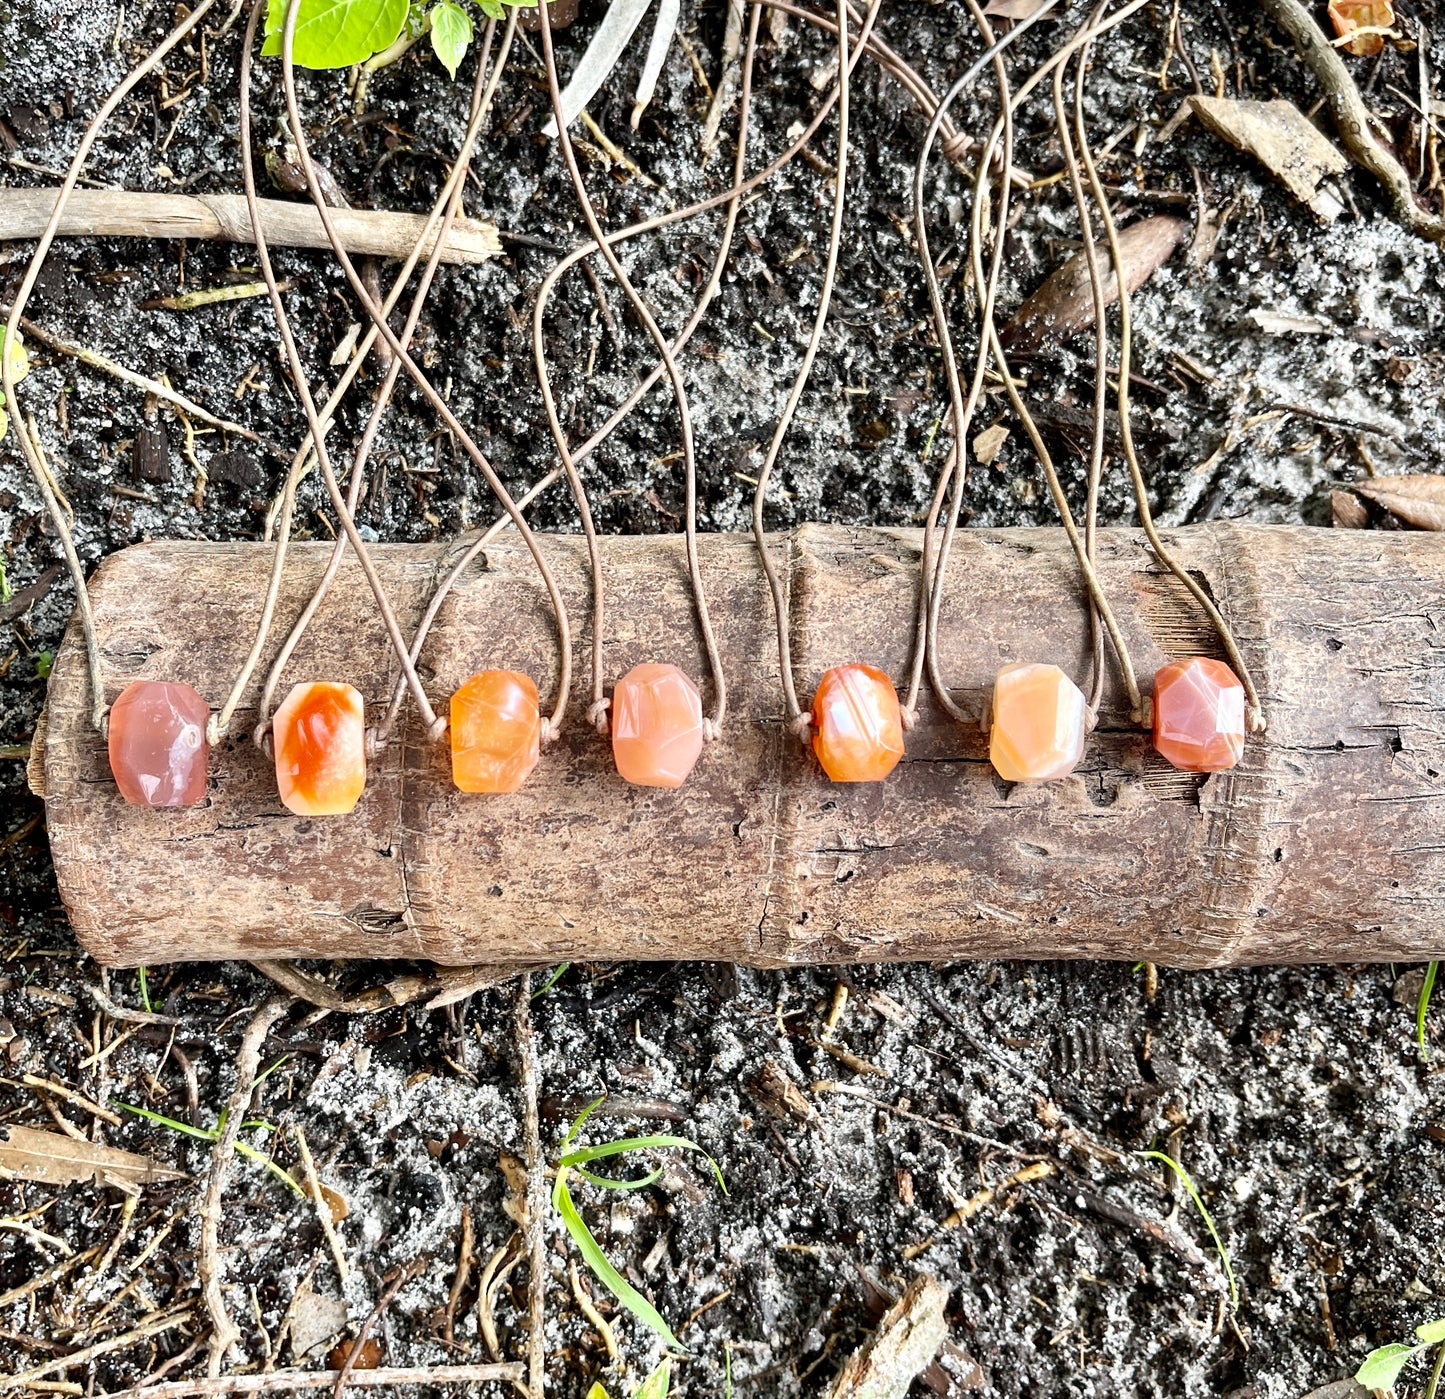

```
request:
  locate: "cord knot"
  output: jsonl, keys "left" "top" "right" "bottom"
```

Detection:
{"left": 899, "top": 704, "right": 918, "bottom": 733}
{"left": 702, "top": 717, "right": 721, "bottom": 744}
{"left": 587, "top": 697, "right": 611, "bottom": 734}
{"left": 1246, "top": 704, "right": 1267, "bottom": 735}
{"left": 425, "top": 715, "right": 449, "bottom": 746}
{"left": 1083, "top": 704, "right": 1099, "bottom": 735}
{"left": 789, "top": 711, "right": 814, "bottom": 742}
{"left": 253, "top": 721, "right": 274, "bottom": 760}
{"left": 540, "top": 716, "right": 561, "bottom": 746}
{"left": 95, "top": 706, "right": 110, "bottom": 741}
{"left": 365, "top": 727, "right": 386, "bottom": 760}
{"left": 205, "top": 713, "right": 223, "bottom": 749}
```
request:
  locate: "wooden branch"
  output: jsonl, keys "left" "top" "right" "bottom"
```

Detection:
{"left": 0, "top": 190, "right": 502, "bottom": 265}
{"left": 31, "top": 524, "right": 1445, "bottom": 969}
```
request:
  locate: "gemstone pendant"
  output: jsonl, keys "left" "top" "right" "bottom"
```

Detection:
{"left": 273, "top": 681, "right": 367, "bottom": 816}
{"left": 810, "top": 663, "right": 904, "bottom": 783}
{"left": 1152, "top": 657, "right": 1246, "bottom": 772}
{"left": 450, "top": 670, "right": 541, "bottom": 794}
{"left": 611, "top": 662, "right": 705, "bottom": 788}
{"left": 989, "top": 662, "right": 1087, "bottom": 782}
{"left": 108, "top": 680, "right": 209, "bottom": 807}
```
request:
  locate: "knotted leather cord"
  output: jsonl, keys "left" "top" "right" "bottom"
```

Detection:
{"left": 903, "top": 0, "right": 1058, "bottom": 727}
{"left": 390, "top": 0, "right": 900, "bottom": 739}
{"left": 242, "top": 0, "right": 453, "bottom": 747}
{"left": 1, "top": 0, "right": 219, "bottom": 738}
{"left": 923, "top": 0, "right": 1156, "bottom": 730}
{"left": 276, "top": 0, "right": 576, "bottom": 746}
{"left": 751, "top": 0, "right": 861, "bottom": 739}
{"left": 257, "top": 16, "right": 503, "bottom": 752}
{"left": 1052, "top": 54, "right": 1109, "bottom": 719}
{"left": 537, "top": 0, "right": 728, "bottom": 741}
{"left": 1072, "top": 5, "right": 1266, "bottom": 733}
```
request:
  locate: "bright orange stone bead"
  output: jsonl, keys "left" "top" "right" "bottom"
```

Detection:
{"left": 810, "top": 663, "right": 904, "bottom": 783}
{"left": 989, "top": 662, "right": 1087, "bottom": 782}
{"left": 273, "top": 681, "right": 366, "bottom": 816}
{"left": 1152, "top": 657, "right": 1246, "bottom": 772}
{"left": 450, "top": 670, "right": 541, "bottom": 794}
{"left": 611, "top": 662, "right": 705, "bottom": 788}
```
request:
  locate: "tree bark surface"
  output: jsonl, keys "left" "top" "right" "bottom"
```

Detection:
{"left": 30, "top": 524, "right": 1445, "bottom": 969}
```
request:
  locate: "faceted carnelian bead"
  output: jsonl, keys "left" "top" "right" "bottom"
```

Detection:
{"left": 107, "top": 680, "right": 209, "bottom": 807}
{"left": 611, "top": 662, "right": 704, "bottom": 788}
{"left": 450, "top": 670, "right": 540, "bottom": 794}
{"left": 1152, "top": 657, "right": 1246, "bottom": 772}
{"left": 989, "top": 662, "right": 1087, "bottom": 782}
{"left": 273, "top": 681, "right": 366, "bottom": 816}
{"left": 810, "top": 663, "right": 904, "bottom": 783}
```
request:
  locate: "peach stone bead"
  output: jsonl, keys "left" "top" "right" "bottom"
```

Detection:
{"left": 810, "top": 663, "right": 905, "bottom": 783}
{"left": 989, "top": 662, "right": 1087, "bottom": 782}
{"left": 611, "top": 662, "right": 705, "bottom": 788}
{"left": 1152, "top": 657, "right": 1246, "bottom": 772}
{"left": 450, "top": 670, "right": 541, "bottom": 794}
{"left": 107, "top": 680, "right": 209, "bottom": 807}
{"left": 273, "top": 681, "right": 366, "bottom": 816}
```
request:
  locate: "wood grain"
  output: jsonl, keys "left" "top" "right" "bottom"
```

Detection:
{"left": 0, "top": 190, "right": 501, "bottom": 264}
{"left": 32, "top": 524, "right": 1445, "bottom": 969}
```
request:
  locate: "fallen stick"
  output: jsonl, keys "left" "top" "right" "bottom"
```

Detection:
{"left": 0, "top": 190, "right": 502, "bottom": 265}
{"left": 94, "top": 1365, "right": 525, "bottom": 1399}
{"left": 30, "top": 524, "right": 1445, "bottom": 968}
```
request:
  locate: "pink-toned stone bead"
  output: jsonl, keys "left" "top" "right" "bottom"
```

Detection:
{"left": 611, "top": 662, "right": 705, "bottom": 788}
{"left": 107, "top": 680, "right": 210, "bottom": 807}
{"left": 1152, "top": 657, "right": 1246, "bottom": 772}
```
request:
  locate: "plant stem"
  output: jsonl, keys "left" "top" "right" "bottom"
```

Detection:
{"left": 1427, "top": 1342, "right": 1445, "bottom": 1399}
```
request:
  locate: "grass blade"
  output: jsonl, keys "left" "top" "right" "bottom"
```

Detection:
{"left": 574, "top": 1164, "right": 664, "bottom": 1192}
{"left": 116, "top": 1103, "right": 218, "bottom": 1142}
{"left": 1141, "top": 1150, "right": 1238, "bottom": 1311}
{"left": 552, "top": 1170, "right": 683, "bottom": 1351}
{"left": 561, "top": 1135, "right": 726, "bottom": 1193}
{"left": 1419, "top": 961, "right": 1438, "bottom": 1055}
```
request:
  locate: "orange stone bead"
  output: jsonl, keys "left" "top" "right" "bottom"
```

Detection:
{"left": 450, "top": 670, "right": 541, "bottom": 794}
{"left": 989, "top": 662, "right": 1087, "bottom": 782}
{"left": 611, "top": 662, "right": 704, "bottom": 788}
{"left": 810, "top": 663, "right": 904, "bottom": 783}
{"left": 1152, "top": 657, "right": 1246, "bottom": 772}
{"left": 273, "top": 681, "right": 366, "bottom": 816}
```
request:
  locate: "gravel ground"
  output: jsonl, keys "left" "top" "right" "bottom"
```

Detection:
{"left": 2, "top": 1, "right": 1445, "bottom": 1396}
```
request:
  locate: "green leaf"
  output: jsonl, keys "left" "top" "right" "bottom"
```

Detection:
{"left": 1355, "top": 1342, "right": 1425, "bottom": 1390}
{"left": 1139, "top": 1151, "right": 1237, "bottom": 1312}
{"left": 477, "top": 0, "right": 504, "bottom": 16}
{"left": 575, "top": 1164, "right": 664, "bottom": 1192}
{"left": 117, "top": 1102, "right": 219, "bottom": 1142}
{"left": 561, "top": 1135, "right": 727, "bottom": 1195}
{"left": 1419, "top": 960, "right": 1438, "bottom": 1056}
{"left": 552, "top": 1170, "right": 683, "bottom": 1350}
{"left": 1417, "top": 1318, "right": 1445, "bottom": 1344}
{"left": 263, "top": 0, "right": 411, "bottom": 69}
{"left": 34, "top": 650, "right": 53, "bottom": 680}
{"left": 429, "top": 0, "right": 471, "bottom": 77}
{"left": 533, "top": 962, "right": 571, "bottom": 998}
{"left": 584, "top": 1386, "right": 611, "bottom": 1399}
{"left": 633, "top": 1361, "right": 670, "bottom": 1399}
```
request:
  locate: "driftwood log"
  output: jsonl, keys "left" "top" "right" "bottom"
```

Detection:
{"left": 29, "top": 523, "right": 1445, "bottom": 969}
{"left": 0, "top": 190, "right": 502, "bottom": 264}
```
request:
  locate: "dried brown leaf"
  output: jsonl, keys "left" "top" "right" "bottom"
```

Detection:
{"left": 1329, "top": 0, "right": 1395, "bottom": 57}
{"left": 982, "top": 0, "right": 1051, "bottom": 17}
{"left": 0, "top": 1124, "right": 186, "bottom": 1188}
{"left": 1002, "top": 216, "right": 1187, "bottom": 354}
{"left": 1331, "top": 489, "right": 1369, "bottom": 529}
{"left": 1189, "top": 98, "right": 1348, "bottom": 219}
{"left": 1355, "top": 475, "right": 1445, "bottom": 531}
{"left": 747, "top": 1059, "right": 816, "bottom": 1124}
